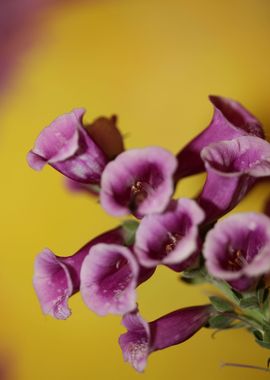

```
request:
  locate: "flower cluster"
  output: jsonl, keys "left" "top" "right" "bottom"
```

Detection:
{"left": 28, "top": 96, "right": 270, "bottom": 371}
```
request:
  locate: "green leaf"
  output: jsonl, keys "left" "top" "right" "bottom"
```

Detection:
{"left": 239, "top": 296, "right": 259, "bottom": 309}
{"left": 122, "top": 220, "right": 139, "bottom": 246}
{"left": 209, "top": 296, "right": 233, "bottom": 313}
{"left": 208, "top": 315, "right": 235, "bottom": 329}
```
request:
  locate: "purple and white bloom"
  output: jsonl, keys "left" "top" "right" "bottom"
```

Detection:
{"left": 203, "top": 213, "right": 270, "bottom": 291}
{"left": 174, "top": 95, "right": 264, "bottom": 181}
{"left": 198, "top": 136, "right": 270, "bottom": 223}
{"left": 33, "top": 227, "right": 124, "bottom": 320}
{"left": 100, "top": 147, "right": 177, "bottom": 218}
{"left": 119, "top": 305, "right": 213, "bottom": 372}
{"left": 80, "top": 243, "right": 155, "bottom": 316}
{"left": 27, "top": 108, "right": 108, "bottom": 184}
{"left": 135, "top": 198, "right": 204, "bottom": 268}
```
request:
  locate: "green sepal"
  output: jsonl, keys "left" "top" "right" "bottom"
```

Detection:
{"left": 208, "top": 314, "right": 235, "bottom": 329}
{"left": 239, "top": 296, "right": 259, "bottom": 309}
{"left": 180, "top": 267, "right": 207, "bottom": 285}
{"left": 122, "top": 220, "right": 139, "bottom": 246}
{"left": 209, "top": 296, "right": 234, "bottom": 313}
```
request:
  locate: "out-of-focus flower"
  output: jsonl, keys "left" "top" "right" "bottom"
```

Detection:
{"left": 203, "top": 213, "right": 270, "bottom": 291}
{"left": 0, "top": 0, "right": 88, "bottom": 94}
{"left": 84, "top": 115, "right": 125, "bottom": 160}
{"left": 27, "top": 108, "right": 108, "bottom": 184}
{"left": 80, "top": 243, "right": 155, "bottom": 316}
{"left": 100, "top": 147, "right": 177, "bottom": 218}
{"left": 33, "top": 227, "right": 124, "bottom": 320}
{"left": 198, "top": 136, "right": 270, "bottom": 223}
{"left": 174, "top": 95, "right": 264, "bottom": 181}
{"left": 119, "top": 305, "right": 212, "bottom": 372}
{"left": 134, "top": 198, "right": 204, "bottom": 269}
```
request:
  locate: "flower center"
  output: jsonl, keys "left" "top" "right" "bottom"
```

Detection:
{"left": 165, "top": 232, "right": 182, "bottom": 255}
{"left": 129, "top": 181, "right": 148, "bottom": 212}
{"left": 227, "top": 247, "right": 247, "bottom": 271}
{"left": 115, "top": 257, "right": 128, "bottom": 270}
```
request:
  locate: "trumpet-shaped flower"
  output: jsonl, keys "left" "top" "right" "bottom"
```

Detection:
{"left": 203, "top": 213, "right": 270, "bottom": 291}
{"left": 198, "top": 136, "right": 270, "bottom": 223}
{"left": 80, "top": 244, "right": 155, "bottom": 316}
{"left": 33, "top": 227, "right": 124, "bottom": 320}
{"left": 100, "top": 147, "right": 177, "bottom": 218}
{"left": 119, "top": 305, "right": 212, "bottom": 372}
{"left": 175, "top": 95, "right": 264, "bottom": 181}
{"left": 135, "top": 198, "right": 204, "bottom": 268}
{"left": 27, "top": 108, "right": 108, "bottom": 183}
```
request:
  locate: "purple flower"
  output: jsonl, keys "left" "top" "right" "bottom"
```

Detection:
{"left": 134, "top": 198, "right": 204, "bottom": 269}
{"left": 198, "top": 136, "right": 270, "bottom": 223}
{"left": 203, "top": 213, "right": 270, "bottom": 291}
{"left": 33, "top": 227, "right": 124, "bottom": 320}
{"left": 174, "top": 95, "right": 264, "bottom": 181}
{"left": 27, "top": 108, "right": 108, "bottom": 184}
{"left": 119, "top": 305, "right": 212, "bottom": 372}
{"left": 80, "top": 243, "right": 155, "bottom": 316}
{"left": 100, "top": 147, "right": 177, "bottom": 218}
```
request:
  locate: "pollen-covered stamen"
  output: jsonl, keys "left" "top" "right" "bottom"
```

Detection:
{"left": 129, "top": 181, "right": 149, "bottom": 211}
{"left": 115, "top": 257, "right": 128, "bottom": 270}
{"left": 227, "top": 246, "right": 247, "bottom": 271}
{"left": 165, "top": 232, "right": 183, "bottom": 255}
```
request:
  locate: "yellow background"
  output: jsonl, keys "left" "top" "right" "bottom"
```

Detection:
{"left": 0, "top": 0, "right": 270, "bottom": 379}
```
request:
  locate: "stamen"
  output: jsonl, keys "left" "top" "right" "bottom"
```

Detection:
{"left": 129, "top": 181, "right": 148, "bottom": 211}
{"left": 165, "top": 233, "right": 182, "bottom": 255}
{"left": 227, "top": 247, "right": 247, "bottom": 271}
{"left": 115, "top": 257, "right": 127, "bottom": 270}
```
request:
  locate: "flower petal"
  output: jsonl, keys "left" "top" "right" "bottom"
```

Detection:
{"left": 135, "top": 198, "right": 204, "bottom": 267}
{"left": 27, "top": 108, "right": 108, "bottom": 184}
{"left": 100, "top": 147, "right": 177, "bottom": 217}
{"left": 175, "top": 95, "right": 264, "bottom": 181}
{"left": 119, "top": 310, "right": 150, "bottom": 372}
{"left": 33, "top": 249, "right": 73, "bottom": 320}
{"left": 198, "top": 136, "right": 270, "bottom": 223}
{"left": 203, "top": 213, "right": 270, "bottom": 290}
{"left": 80, "top": 244, "right": 140, "bottom": 316}
{"left": 119, "top": 305, "right": 212, "bottom": 372}
{"left": 33, "top": 227, "right": 125, "bottom": 319}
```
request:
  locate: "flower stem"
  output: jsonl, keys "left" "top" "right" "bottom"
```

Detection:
{"left": 221, "top": 362, "right": 270, "bottom": 372}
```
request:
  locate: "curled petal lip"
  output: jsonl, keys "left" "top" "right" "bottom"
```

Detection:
{"left": 201, "top": 136, "right": 270, "bottom": 178}
{"left": 33, "top": 227, "right": 125, "bottom": 320}
{"left": 119, "top": 310, "right": 150, "bottom": 372}
{"left": 32, "top": 109, "right": 83, "bottom": 164}
{"left": 119, "top": 305, "right": 212, "bottom": 372}
{"left": 33, "top": 248, "right": 73, "bottom": 320}
{"left": 209, "top": 95, "right": 263, "bottom": 136}
{"left": 174, "top": 95, "right": 264, "bottom": 181}
{"left": 27, "top": 108, "right": 108, "bottom": 183}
